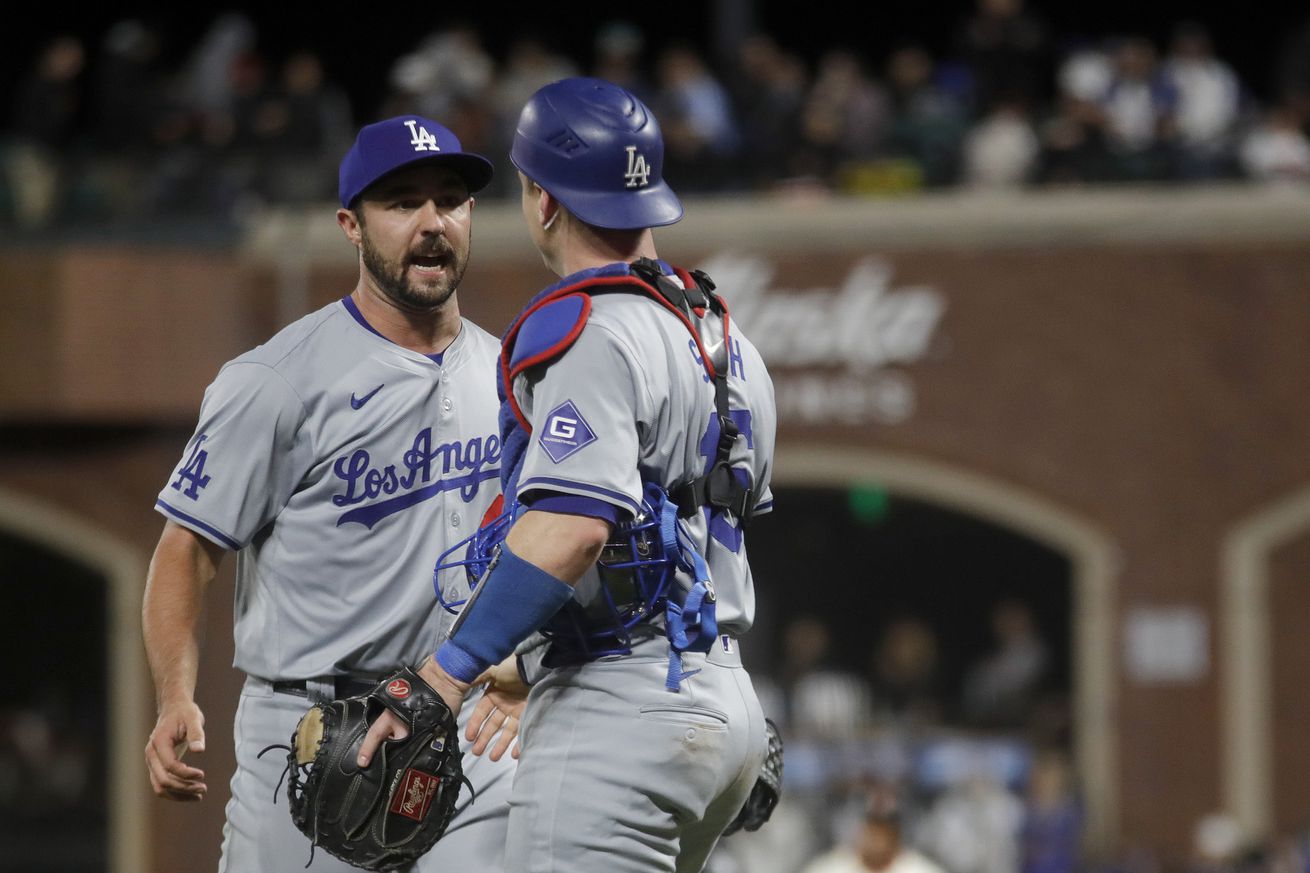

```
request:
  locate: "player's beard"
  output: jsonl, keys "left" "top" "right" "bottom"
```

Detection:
{"left": 360, "top": 227, "right": 469, "bottom": 311}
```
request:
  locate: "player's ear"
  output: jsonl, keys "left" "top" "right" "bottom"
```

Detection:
{"left": 539, "top": 189, "right": 559, "bottom": 232}
{"left": 337, "top": 208, "right": 363, "bottom": 246}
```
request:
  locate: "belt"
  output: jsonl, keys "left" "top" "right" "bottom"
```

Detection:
{"left": 545, "top": 631, "right": 743, "bottom": 668}
{"left": 270, "top": 674, "right": 381, "bottom": 700}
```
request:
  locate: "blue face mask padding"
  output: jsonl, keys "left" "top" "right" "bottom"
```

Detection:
{"left": 435, "top": 542, "right": 575, "bottom": 683}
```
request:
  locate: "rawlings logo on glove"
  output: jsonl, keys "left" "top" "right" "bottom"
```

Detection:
{"left": 261, "top": 667, "right": 469, "bottom": 871}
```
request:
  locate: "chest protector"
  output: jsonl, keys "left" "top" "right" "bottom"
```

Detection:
{"left": 435, "top": 259, "right": 755, "bottom": 690}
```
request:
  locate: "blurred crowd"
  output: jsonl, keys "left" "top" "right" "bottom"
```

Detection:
{"left": 709, "top": 604, "right": 1310, "bottom": 873}
{"left": 1, "top": 594, "right": 1307, "bottom": 873}
{"left": 711, "top": 601, "right": 1071, "bottom": 873}
{"left": 0, "top": 695, "right": 104, "bottom": 872}
{"left": 7, "top": 4, "right": 1310, "bottom": 231}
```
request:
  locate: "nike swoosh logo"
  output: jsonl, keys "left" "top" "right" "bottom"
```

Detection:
{"left": 350, "top": 384, "right": 384, "bottom": 410}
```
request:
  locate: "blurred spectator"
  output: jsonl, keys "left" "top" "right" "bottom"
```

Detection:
{"left": 1021, "top": 752, "right": 1081, "bottom": 873}
{"left": 957, "top": 0, "right": 1051, "bottom": 114}
{"left": 1098, "top": 37, "right": 1178, "bottom": 180}
{"left": 795, "top": 50, "right": 891, "bottom": 186}
{"left": 1038, "top": 43, "right": 1115, "bottom": 183}
{"left": 254, "top": 50, "right": 354, "bottom": 203}
{"left": 779, "top": 615, "right": 873, "bottom": 740}
{"left": 1162, "top": 23, "right": 1242, "bottom": 178}
{"left": 138, "top": 72, "right": 217, "bottom": 218}
{"left": 13, "top": 35, "right": 85, "bottom": 148}
{"left": 384, "top": 25, "right": 494, "bottom": 122}
{"left": 202, "top": 50, "right": 277, "bottom": 210}
{"left": 496, "top": 36, "right": 579, "bottom": 127}
{"left": 276, "top": 51, "right": 353, "bottom": 153}
{"left": 1059, "top": 42, "right": 1114, "bottom": 104}
{"left": 6, "top": 35, "right": 86, "bottom": 227}
{"left": 803, "top": 788, "right": 946, "bottom": 873}
{"left": 870, "top": 617, "right": 944, "bottom": 726}
{"left": 885, "top": 45, "right": 968, "bottom": 186}
{"left": 93, "top": 20, "right": 166, "bottom": 152}
{"left": 227, "top": 51, "right": 278, "bottom": 151}
{"left": 919, "top": 773, "right": 1025, "bottom": 873}
{"left": 488, "top": 33, "right": 579, "bottom": 192}
{"left": 963, "top": 100, "right": 1041, "bottom": 187}
{"left": 962, "top": 600, "right": 1050, "bottom": 729}
{"left": 729, "top": 34, "right": 808, "bottom": 187}
{"left": 656, "top": 43, "right": 741, "bottom": 191}
{"left": 593, "top": 21, "right": 651, "bottom": 102}
{"left": 713, "top": 803, "right": 824, "bottom": 873}
{"left": 76, "top": 21, "right": 176, "bottom": 219}
{"left": 1240, "top": 105, "right": 1310, "bottom": 183}
{"left": 184, "top": 12, "right": 256, "bottom": 117}
{"left": 0, "top": 701, "right": 97, "bottom": 815}
{"left": 1186, "top": 813, "right": 1244, "bottom": 873}
{"left": 1276, "top": 17, "right": 1310, "bottom": 129}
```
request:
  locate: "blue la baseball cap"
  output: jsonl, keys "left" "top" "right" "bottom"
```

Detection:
{"left": 338, "top": 115, "right": 495, "bottom": 208}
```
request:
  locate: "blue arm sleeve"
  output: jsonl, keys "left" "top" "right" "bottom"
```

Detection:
{"left": 435, "top": 543, "right": 575, "bottom": 683}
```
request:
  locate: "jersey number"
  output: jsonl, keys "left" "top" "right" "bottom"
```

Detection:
{"left": 171, "top": 436, "right": 212, "bottom": 499}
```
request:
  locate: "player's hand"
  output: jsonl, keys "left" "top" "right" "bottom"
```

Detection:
{"left": 466, "top": 656, "right": 530, "bottom": 761}
{"left": 357, "top": 657, "right": 469, "bottom": 767}
{"left": 145, "top": 698, "right": 207, "bottom": 801}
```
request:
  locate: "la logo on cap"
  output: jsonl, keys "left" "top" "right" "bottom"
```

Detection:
{"left": 404, "top": 120, "right": 441, "bottom": 153}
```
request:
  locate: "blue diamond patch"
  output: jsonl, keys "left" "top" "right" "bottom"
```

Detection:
{"left": 539, "top": 400, "right": 597, "bottom": 464}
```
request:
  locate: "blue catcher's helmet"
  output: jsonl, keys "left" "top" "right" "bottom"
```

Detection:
{"left": 510, "top": 77, "right": 683, "bottom": 231}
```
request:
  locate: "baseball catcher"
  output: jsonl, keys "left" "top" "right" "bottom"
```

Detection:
{"left": 261, "top": 667, "right": 469, "bottom": 871}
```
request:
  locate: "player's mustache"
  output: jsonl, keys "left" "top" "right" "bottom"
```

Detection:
{"left": 407, "top": 241, "right": 456, "bottom": 261}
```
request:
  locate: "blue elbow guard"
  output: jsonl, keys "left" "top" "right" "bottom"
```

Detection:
{"left": 436, "top": 543, "right": 575, "bottom": 683}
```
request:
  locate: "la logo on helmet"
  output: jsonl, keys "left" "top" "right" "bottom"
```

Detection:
{"left": 404, "top": 120, "right": 442, "bottom": 153}
{"left": 624, "top": 145, "right": 650, "bottom": 188}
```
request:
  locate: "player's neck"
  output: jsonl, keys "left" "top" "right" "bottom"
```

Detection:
{"left": 556, "top": 224, "right": 657, "bottom": 277}
{"left": 350, "top": 285, "right": 462, "bottom": 355}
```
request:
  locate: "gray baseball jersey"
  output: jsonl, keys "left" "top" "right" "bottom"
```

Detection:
{"left": 160, "top": 296, "right": 516, "bottom": 873}
{"left": 512, "top": 290, "right": 776, "bottom": 635}
{"left": 502, "top": 268, "right": 777, "bottom": 873}
{"left": 157, "top": 297, "right": 502, "bottom": 678}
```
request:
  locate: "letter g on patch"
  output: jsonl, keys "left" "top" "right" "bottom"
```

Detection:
{"left": 539, "top": 400, "right": 596, "bottom": 463}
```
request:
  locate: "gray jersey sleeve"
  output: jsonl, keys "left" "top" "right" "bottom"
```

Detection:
{"left": 156, "top": 362, "right": 310, "bottom": 550}
{"left": 514, "top": 321, "right": 650, "bottom": 518}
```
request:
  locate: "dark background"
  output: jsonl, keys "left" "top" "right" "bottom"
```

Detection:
{"left": 7, "top": 0, "right": 1309, "bottom": 126}
{"left": 749, "top": 488, "right": 1072, "bottom": 709}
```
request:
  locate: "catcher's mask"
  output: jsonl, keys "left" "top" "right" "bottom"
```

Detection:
{"left": 542, "top": 483, "right": 681, "bottom": 661}
{"left": 433, "top": 499, "right": 515, "bottom": 613}
{"left": 434, "top": 483, "right": 681, "bottom": 658}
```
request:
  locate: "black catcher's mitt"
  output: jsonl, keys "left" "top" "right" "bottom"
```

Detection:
{"left": 723, "top": 718, "right": 784, "bottom": 836}
{"left": 267, "top": 667, "right": 467, "bottom": 871}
